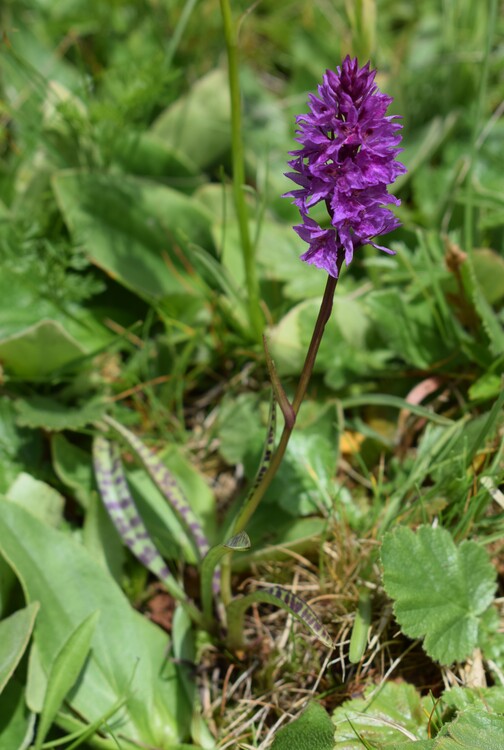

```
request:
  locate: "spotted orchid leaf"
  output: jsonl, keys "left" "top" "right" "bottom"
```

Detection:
{"left": 231, "top": 392, "right": 277, "bottom": 533}
{"left": 103, "top": 416, "right": 210, "bottom": 560}
{"left": 92, "top": 435, "right": 201, "bottom": 622}
{"left": 226, "top": 583, "right": 333, "bottom": 650}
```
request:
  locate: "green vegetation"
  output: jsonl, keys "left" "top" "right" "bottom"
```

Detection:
{"left": 0, "top": 0, "right": 503, "bottom": 748}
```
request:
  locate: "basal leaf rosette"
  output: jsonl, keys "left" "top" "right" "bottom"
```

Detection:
{"left": 381, "top": 526, "right": 496, "bottom": 665}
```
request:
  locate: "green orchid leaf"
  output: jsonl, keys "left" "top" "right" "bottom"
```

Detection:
{"left": 381, "top": 526, "right": 497, "bottom": 664}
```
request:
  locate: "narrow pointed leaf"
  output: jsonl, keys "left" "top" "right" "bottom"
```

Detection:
{"left": 231, "top": 393, "right": 277, "bottom": 534}
{"left": 103, "top": 416, "right": 210, "bottom": 559}
{"left": 34, "top": 611, "right": 99, "bottom": 750}
{"left": 349, "top": 590, "right": 371, "bottom": 664}
{"left": 0, "top": 602, "right": 39, "bottom": 695}
{"left": 226, "top": 584, "right": 333, "bottom": 649}
{"left": 201, "top": 532, "right": 250, "bottom": 625}
{"left": 263, "top": 336, "right": 295, "bottom": 428}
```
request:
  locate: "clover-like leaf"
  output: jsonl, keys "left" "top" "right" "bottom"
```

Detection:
{"left": 381, "top": 526, "right": 497, "bottom": 664}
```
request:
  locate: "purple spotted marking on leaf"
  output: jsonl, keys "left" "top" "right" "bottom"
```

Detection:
{"left": 93, "top": 435, "right": 187, "bottom": 601}
{"left": 227, "top": 583, "right": 334, "bottom": 648}
{"left": 238, "top": 394, "right": 277, "bottom": 518}
{"left": 104, "top": 416, "right": 210, "bottom": 560}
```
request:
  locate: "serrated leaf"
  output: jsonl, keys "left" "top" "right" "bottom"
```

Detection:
{"left": 332, "top": 681, "right": 431, "bottom": 747}
{"left": 434, "top": 709, "right": 504, "bottom": 749}
{"left": 15, "top": 396, "right": 105, "bottom": 431}
{"left": 381, "top": 526, "right": 497, "bottom": 664}
{"left": 271, "top": 702, "right": 334, "bottom": 750}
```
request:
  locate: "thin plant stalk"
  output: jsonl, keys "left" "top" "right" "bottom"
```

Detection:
{"left": 219, "top": 0, "right": 263, "bottom": 339}
{"left": 219, "top": 270, "right": 341, "bottom": 606}
{"left": 463, "top": 0, "right": 497, "bottom": 255}
{"left": 233, "top": 272, "right": 339, "bottom": 533}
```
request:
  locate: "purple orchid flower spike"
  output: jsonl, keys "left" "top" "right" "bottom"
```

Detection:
{"left": 284, "top": 56, "right": 406, "bottom": 277}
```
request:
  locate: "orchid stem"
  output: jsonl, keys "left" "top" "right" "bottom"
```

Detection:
{"left": 232, "top": 270, "right": 340, "bottom": 536}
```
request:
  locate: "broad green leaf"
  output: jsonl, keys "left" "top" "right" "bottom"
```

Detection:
{"left": 15, "top": 395, "right": 105, "bottom": 431}
{"left": 0, "top": 269, "right": 112, "bottom": 354}
{"left": 7, "top": 473, "right": 65, "bottom": 528}
{"left": 381, "top": 526, "right": 497, "bottom": 664}
{"left": 35, "top": 611, "right": 99, "bottom": 750}
{"left": 110, "top": 130, "right": 200, "bottom": 181}
{"left": 0, "top": 677, "right": 36, "bottom": 750}
{"left": 271, "top": 702, "right": 334, "bottom": 750}
{"left": 152, "top": 69, "right": 230, "bottom": 170}
{"left": 0, "top": 602, "right": 39, "bottom": 694}
{"left": 0, "top": 501, "right": 191, "bottom": 748}
{"left": 332, "top": 681, "right": 431, "bottom": 747}
{"left": 0, "top": 319, "right": 85, "bottom": 378}
{"left": 82, "top": 491, "right": 125, "bottom": 583}
{"left": 53, "top": 170, "right": 213, "bottom": 301}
